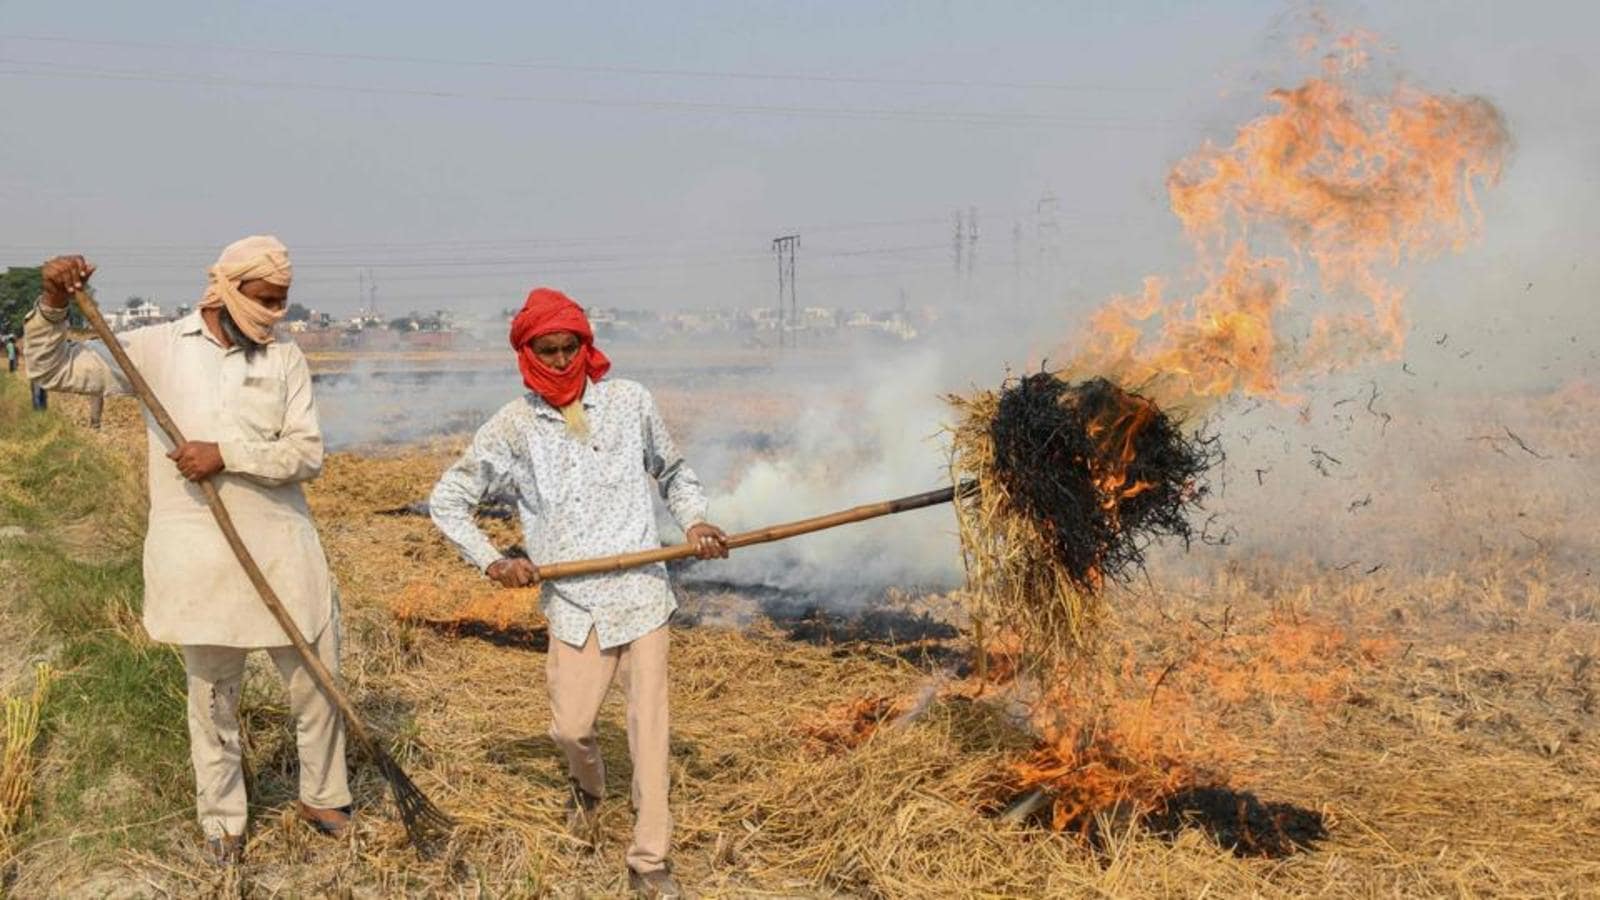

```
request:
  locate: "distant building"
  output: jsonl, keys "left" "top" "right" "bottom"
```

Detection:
{"left": 109, "top": 300, "right": 165, "bottom": 331}
{"left": 801, "top": 306, "right": 839, "bottom": 329}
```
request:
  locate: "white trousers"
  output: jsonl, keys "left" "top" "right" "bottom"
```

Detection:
{"left": 181, "top": 621, "right": 350, "bottom": 838}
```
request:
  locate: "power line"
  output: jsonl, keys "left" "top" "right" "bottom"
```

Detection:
{"left": 0, "top": 209, "right": 1150, "bottom": 256}
{"left": 0, "top": 215, "right": 951, "bottom": 254}
{"left": 26, "top": 243, "right": 946, "bottom": 275}
{"left": 0, "top": 34, "right": 1170, "bottom": 94}
{"left": 100, "top": 261, "right": 960, "bottom": 304}
{"left": 0, "top": 60, "right": 1188, "bottom": 131}
{"left": 27, "top": 243, "right": 953, "bottom": 290}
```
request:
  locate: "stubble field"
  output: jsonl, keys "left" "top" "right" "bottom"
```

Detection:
{"left": 1, "top": 356, "right": 1597, "bottom": 898}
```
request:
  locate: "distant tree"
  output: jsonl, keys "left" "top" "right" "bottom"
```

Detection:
{"left": 0, "top": 267, "right": 43, "bottom": 335}
{"left": 124, "top": 296, "right": 145, "bottom": 310}
{"left": 388, "top": 316, "right": 415, "bottom": 332}
{"left": 284, "top": 302, "right": 311, "bottom": 322}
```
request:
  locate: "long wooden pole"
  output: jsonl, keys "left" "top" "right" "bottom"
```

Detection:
{"left": 70, "top": 289, "right": 451, "bottom": 849}
{"left": 534, "top": 482, "right": 972, "bottom": 582}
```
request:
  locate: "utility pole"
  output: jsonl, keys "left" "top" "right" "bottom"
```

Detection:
{"left": 966, "top": 205, "right": 979, "bottom": 291}
{"left": 951, "top": 210, "right": 965, "bottom": 279}
{"left": 953, "top": 207, "right": 979, "bottom": 302}
{"left": 772, "top": 234, "right": 799, "bottom": 348}
{"left": 1035, "top": 192, "right": 1061, "bottom": 302}
{"left": 358, "top": 267, "right": 380, "bottom": 320}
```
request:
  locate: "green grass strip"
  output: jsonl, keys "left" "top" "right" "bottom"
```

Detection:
{"left": 0, "top": 374, "right": 189, "bottom": 857}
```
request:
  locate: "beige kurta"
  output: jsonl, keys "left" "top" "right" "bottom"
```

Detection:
{"left": 23, "top": 303, "right": 333, "bottom": 647}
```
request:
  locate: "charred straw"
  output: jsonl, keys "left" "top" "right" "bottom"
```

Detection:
{"left": 990, "top": 374, "right": 1218, "bottom": 591}
{"left": 950, "top": 371, "right": 1218, "bottom": 669}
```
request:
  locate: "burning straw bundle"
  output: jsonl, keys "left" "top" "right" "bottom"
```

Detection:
{"left": 950, "top": 373, "right": 1217, "bottom": 670}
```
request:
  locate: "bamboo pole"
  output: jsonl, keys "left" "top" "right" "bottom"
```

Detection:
{"left": 534, "top": 482, "right": 973, "bottom": 582}
{"left": 70, "top": 289, "right": 452, "bottom": 853}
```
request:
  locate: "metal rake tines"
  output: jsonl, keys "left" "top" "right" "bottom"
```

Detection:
{"left": 375, "top": 747, "right": 455, "bottom": 857}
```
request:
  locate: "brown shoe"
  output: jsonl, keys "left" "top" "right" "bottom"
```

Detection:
{"left": 297, "top": 800, "right": 354, "bottom": 838}
{"left": 628, "top": 867, "right": 682, "bottom": 898}
{"left": 565, "top": 779, "right": 601, "bottom": 845}
{"left": 203, "top": 834, "right": 244, "bottom": 867}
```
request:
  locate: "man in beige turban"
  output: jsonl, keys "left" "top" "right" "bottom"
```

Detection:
{"left": 23, "top": 237, "right": 350, "bottom": 866}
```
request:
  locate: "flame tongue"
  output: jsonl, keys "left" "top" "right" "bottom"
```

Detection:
{"left": 1086, "top": 396, "right": 1159, "bottom": 512}
{"left": 1071, "top": 31, "right": 1509, "bottom": 409}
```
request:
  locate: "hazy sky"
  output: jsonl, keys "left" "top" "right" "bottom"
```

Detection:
{"left": 2, "top": 0, "right": 1595, "bottom": 360}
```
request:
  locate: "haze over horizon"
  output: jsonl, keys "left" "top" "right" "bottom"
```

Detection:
{"left": 2, "top": 1, "right": 1595, "bottom": 390}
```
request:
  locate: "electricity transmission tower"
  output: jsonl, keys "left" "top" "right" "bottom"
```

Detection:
{"left": 952, "top": 209, "right": 965, "bottom": 277}
{"left": 952, "top": 207, "right": 979, "bottom": 301}
{"left": 1012, "top": 220, "right": 1024, "bottom": 309}
{"left": 357, "top": 269, "right": 380, "bottom": 320}
{"left": 772, "top": 234, "right": 800, "bottom": 348}
{"left": 1035, "top": 192, "right": 1062, "bottom": 301}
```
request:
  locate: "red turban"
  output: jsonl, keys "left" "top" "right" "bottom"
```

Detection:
{"left": 508, "top": 288, "right": 612, "bottom": 408}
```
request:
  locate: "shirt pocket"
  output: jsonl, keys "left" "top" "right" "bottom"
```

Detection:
{"left": 528, "top": 434, "right": 584, "bottom": 507}
{"left": 233, "top": 374, "right": 287, "bottom": 439}
{"left": 587, "top": 429, "right": 638, "bottom": 490}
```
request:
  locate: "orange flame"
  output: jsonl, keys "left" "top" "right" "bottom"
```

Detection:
{"left": 1069, "top": 29, "right": 1508, "bottom": 409}
{"left": 1007, "top": 694, "right": 1205, "bottom": 836}
{"left": 800, "top": 694, "right": 912, "bottom": 753}
{"left": 1003, "top": 613, "right": 1392, "bottom": 836}
{"left": 389, "top": 579, "right": 540, "bottom": 632}
{"left": 1085, "top": 395, "right": 1160, "bottom": 512}
{"left": 799, "top": 612, "right": 1389, "bottom": 839}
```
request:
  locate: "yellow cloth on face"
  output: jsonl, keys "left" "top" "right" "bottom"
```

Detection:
{"left": 196, "top": 235, "right": 293, "bottom": 345}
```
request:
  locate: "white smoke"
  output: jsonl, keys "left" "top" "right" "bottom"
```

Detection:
{"left": 685, "top": 347, "right": 966, "bottom": 599}
{"left": 312, "top": 359, "right": 519, "bottom": 450}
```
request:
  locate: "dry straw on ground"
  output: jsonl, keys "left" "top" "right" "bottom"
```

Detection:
{"left": 1, "top": 664, "right": 53, "bottom": 858}
{"left": 6, "top": 382, "right": 1600, "bottom": 897}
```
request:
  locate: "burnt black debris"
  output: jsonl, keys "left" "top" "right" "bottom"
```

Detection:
{"left": 378, "top": 495, "right": 518, "bottom": 520}
{"left": 407, "top": 618, "right": 550, "bottom": 652}
{"left": 988, "top": 373, "right": 1217, "bottom": 591}
{"left": 1144, "top": 785, "right": 1327, "bottom": 858}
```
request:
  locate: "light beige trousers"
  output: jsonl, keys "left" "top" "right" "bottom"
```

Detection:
{"left": 546, "top": 624, "right": 671, "bottom": 874}
{"left": 181, "top": 622, "right": 350, "bottom": 839}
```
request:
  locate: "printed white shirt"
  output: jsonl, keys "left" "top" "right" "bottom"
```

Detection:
{"left": 428, "top": 379, "right": 708, "bottom": 650}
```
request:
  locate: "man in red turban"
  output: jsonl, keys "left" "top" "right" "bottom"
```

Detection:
{"left": 508, "top": 287, "right": 613, "bottom": 438}
{"left": 430, "top": 287, "right": 727, "bottom": 898}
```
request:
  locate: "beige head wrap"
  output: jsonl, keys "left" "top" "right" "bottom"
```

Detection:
{"left": 197, "top": 235, "right": 293, "bottom": 345}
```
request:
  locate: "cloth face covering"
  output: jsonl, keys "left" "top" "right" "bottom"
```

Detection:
{"left": 196, "top": 235, "right": 293, "bottom": 345}
{"left": 508, "top": 287, "right": 612, "bottom": 410}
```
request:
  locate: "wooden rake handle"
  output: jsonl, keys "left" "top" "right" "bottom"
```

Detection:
{"left": 533, "top": 481, "right": 974, "bottom": 582}
{"left": 71, "top": 290, "right": 378, "bottom": 749}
